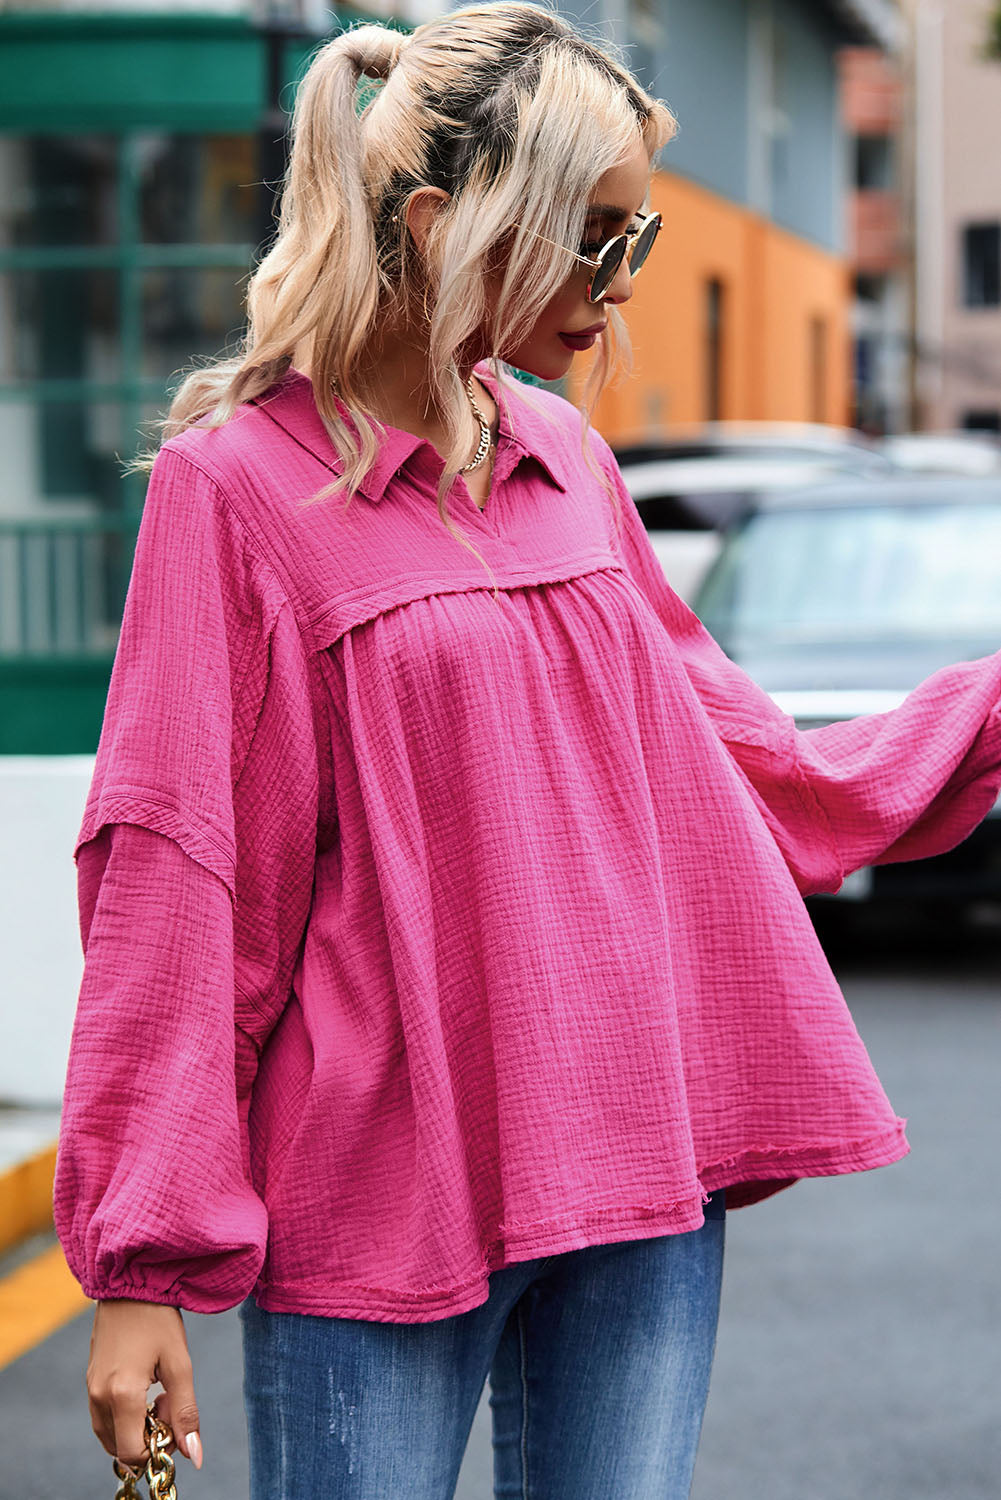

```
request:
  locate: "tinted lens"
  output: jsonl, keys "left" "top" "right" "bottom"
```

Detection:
{"left": 627, "top": 215, "right": 660, "bottom": 276}
{"left": 589, "top": 235, "right": 627, "bottom": 301}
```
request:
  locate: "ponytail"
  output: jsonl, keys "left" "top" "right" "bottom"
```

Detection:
{"left": 239, "top": 26, "right": 410, "bottom": 486}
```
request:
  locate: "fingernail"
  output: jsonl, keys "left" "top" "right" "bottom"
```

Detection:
{"left": 184, "top": 1431, "right": 203, "bottom": 1469}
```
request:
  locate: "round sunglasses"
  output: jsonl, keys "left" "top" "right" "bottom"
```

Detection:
{"left": 519, "top": 209, "right": 663, "bottom": 303}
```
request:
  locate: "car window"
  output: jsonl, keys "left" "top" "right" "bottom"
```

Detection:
{"left": 696, "top": 502, "right": 1001, "bottom": 641}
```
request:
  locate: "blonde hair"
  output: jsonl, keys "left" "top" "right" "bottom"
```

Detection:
{"left": 134, "top": 1, "right": 677, "bottom": 569}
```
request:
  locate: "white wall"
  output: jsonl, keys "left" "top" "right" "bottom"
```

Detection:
{"left": 0, "top": 757, "right": 95, "bottom": 1106}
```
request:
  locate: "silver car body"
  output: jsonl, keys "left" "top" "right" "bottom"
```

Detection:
{"left": 690, "top": 476, "right": 1001, "bottom": 903}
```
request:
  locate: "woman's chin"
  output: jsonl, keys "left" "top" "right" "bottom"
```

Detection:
{"left": 498, "top": 342, "right": 574, "bottom": 382}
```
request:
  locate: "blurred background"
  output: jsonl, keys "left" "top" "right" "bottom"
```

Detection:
{"left": 1, "top": 1, "right": 999, "bottom": 1497}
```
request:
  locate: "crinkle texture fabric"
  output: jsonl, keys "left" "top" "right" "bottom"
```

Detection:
{"left": 55, "top": 363, "right": 1001, "bottom": 1321}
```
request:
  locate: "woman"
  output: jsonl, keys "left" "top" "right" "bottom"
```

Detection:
{"left": 54, "top": 5, "right": 1001, "bottom": 1498}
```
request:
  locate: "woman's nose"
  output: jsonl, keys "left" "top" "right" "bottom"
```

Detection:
{"left": 601, "top": 250, "right": 634, "bottom": 307}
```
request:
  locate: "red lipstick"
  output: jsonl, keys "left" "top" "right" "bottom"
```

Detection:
{"left": 558, "top": 325, "right": 606, "bottom": 351}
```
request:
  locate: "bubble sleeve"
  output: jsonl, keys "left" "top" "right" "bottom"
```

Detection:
{"left": 53, "top": 445, "right": 320, "bottom": 1311}
{"left": 598, "top": 443, "right": 1001, "bottom": 898}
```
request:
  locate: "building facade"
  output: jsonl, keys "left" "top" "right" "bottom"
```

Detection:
{"left": 565, "top": 0, "right": 902, "bottom": 438}
{"left": 904, "top": 0, "right": 1001, "bottom": 432}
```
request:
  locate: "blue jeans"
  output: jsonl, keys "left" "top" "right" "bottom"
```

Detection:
{"left": 239, "top": 1190, "right": 725, "bottom": 1499}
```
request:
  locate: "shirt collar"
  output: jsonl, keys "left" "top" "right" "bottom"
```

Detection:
{"left": 248, "top": 361, "right": 569, "bottom": 501}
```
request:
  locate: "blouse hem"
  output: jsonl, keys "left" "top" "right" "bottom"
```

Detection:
{"left": 698, "top": 1116, "right": 910, "bottom": 1194}
{"left": 250, "top": 1123, "right": 910, "bottom": 1322}
{"left": 252, "top": 1197, "right": 705, "bottom": 1323}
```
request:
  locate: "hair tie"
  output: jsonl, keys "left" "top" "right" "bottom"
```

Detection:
{"left": 346, "top": 27, "right": 405, "bottom": 83}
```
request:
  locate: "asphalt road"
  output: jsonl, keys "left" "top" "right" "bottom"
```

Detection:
{"left": 2, "top": 907, "right": 998, "bottom": 1500}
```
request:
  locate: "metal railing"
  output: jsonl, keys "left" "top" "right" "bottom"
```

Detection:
{"left": 0, "top": 516, "right": 136, "bottom": 657}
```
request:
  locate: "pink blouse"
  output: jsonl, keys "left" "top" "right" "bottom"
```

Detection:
{"left": 54, "top": 362, "right": 1001, "bottom": 1322}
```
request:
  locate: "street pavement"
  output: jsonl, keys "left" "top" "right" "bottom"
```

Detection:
{"left": 1, "top": 908, "right": 998, "bottom": 1499}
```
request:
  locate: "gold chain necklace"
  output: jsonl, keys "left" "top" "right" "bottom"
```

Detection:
{"left": 458, "top": 375, "right": 495, "bottom": 473}
{"left": 329, "top": 372, "right": 494, "bottom": 473}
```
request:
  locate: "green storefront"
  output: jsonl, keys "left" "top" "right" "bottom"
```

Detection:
{"left": 0, "top": 8, "right": 382, "bottom": 752}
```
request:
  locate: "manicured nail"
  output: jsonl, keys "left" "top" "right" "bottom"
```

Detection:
{"left": 184, "top": 1432, "right": 203, "bottom": 1469}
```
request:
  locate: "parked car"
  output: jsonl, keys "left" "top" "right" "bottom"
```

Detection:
{"left": 881, "top": 430, "right": 1001, "bottom": 477}
{"left": 616, "top": 420, "right": 894, "bottom": 477}
{"left": 616, "top": 424, "right": 896, "bottom": 602}
{"left": 690, "top": 475, "right": 1001, "bottom": 911}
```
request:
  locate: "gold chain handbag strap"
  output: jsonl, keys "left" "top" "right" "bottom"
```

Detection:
{"left": 112, "top": 1404, "right": 178, "bottom": 1500}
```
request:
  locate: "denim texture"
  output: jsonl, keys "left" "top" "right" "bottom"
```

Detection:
{"left": 238, "top": 1189, "right": 725, "bottom": 1499}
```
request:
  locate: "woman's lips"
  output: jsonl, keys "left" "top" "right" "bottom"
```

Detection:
{"left": 558, "top": 330, "right": 600, "bottom": 351}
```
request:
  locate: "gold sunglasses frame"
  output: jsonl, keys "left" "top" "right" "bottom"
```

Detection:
{"left": 517, "top": 209, "right": 663, "bottom": 303}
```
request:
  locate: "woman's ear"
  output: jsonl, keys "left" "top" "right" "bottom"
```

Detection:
{"left": 403, "top": 187, "right": 452, "bottom": 258}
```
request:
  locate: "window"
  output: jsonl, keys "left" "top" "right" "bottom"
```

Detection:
{"left": 0, "top": 132, "right": 256, "bottom": 655}
{"left": 854, "top": 273, "right": 885, "bottom": 303}
{"left": 139, "top": 135, "right": 258, "bottom": 245}
{"left": 962, "top": 223, "right": 1001, "bottom": 308}
{"left": 962, "top": 409, "right": 1001, "bottom": 433}
{"left": 0, "top": 136, "right": 120, "bottom": 247}
{"left": 705, "top": 277, "right": 725, "bottom": 423}
{"left": 854, "top": 135, "right": 894, "bottom": 191}
{"left": 697, "top": 503, "right": 1001, "bottom": 644}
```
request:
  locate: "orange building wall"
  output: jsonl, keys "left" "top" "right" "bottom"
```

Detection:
{"left": 567, "top": 170, "right": 852, "bottom": 444}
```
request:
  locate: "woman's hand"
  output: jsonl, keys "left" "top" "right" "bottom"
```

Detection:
{"left": 86, "top": 1299, "right": 204, "bottom": 1472}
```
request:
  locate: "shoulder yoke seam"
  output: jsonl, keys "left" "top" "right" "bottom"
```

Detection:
{"left": 156, "top": 441, "right": 306, "bottom": 637}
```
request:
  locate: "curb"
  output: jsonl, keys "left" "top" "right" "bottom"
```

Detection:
{"left": 0, "top": 1143, "right": 57, "bottom": 1259}
{"left": 0, "top": 1141, "right": 94, "bottom": 1371}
